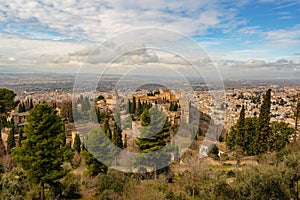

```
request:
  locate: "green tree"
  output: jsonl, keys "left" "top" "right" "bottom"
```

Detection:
{"left": 18, "top": 128, "right": 24, "bottom": 147}
{"left": 12, "top": 104, "right": 69, "bottom": 200}
{"left": 269, "top": 121, "right": 294, "bottom": 152}
{"left": 112, "top": 122, "right": 123, "bottom": 149}
{"left": 242, "top": 117, "right": 257, "bottom": 155}
{"left": 233, "top": 166, "right": 290, "bottom": 199}
{"left": 18, "top": 102, "right": 25, "bottom": 113}
{"left": 82, "top": 150, "right": 107, "bottom": 176}
{"left": 135, "top": 107, "right": 171, "bottom": 176}
{"left": 226, "top": 105, "right": 245, "bottom": 150}
{"left": 84, "top": 128, "right": 113, "bottom": 176}
{"left": 132, "top": 96, "right": 136, "bottom": 114}
{"left": 138, "top": 98, "right": 143, "bottom": 115}
{"left": 97, "top": 95, "right": 105, "bottom": 101}
{"left": 74, "top": 134, "right": 81, "bottom": 153}
{"left": 7, "top": 126, "right": 16, "bottom": 153}
{"left": 0, "top": 168, "right": 29, "bottom": 200}
{"left": 141, "top": 108, "right": 151, "bottom": 126}
{"left": 104, "top": 118, "right": 112, "bottom": 140}
{"left": 280, "top": 152, "right": 300, "bottom": 199}
{"left": 127, "top": 99, "right": 131, "bottom": 114}
{"left": 29, "top": 99, "right": 34, "bottom": 110}
{"left": 254, "top": 89, "right": 272, "bottom": 154}
{"left": 0, "top": 88, "right": 17, "bottom": 138}
{"left": 60, "top": 101, "right": 74, "bottom": 122}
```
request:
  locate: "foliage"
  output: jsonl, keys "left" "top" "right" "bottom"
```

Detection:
{"left": 0, "top": 168, "right": 29, "bottom": 200}
{"left": 103, "top": 118, "right": 112, "bottom": 140}
{"left": 7, "top": 126, "right": 16, "bottom": 153}
{"left": 254, "top": 89, "right": 272, "bottom": 154}
{"left": 269, "top": 122, "right": 294, "bottom": 152}
{"left": 83, "top": 127, "right": 114, "bottom": 176}
{"left": 82, "top": 150, "right": 108, "bottom": 176}
{"left": 112, "top": 122, "right": 123, "bottom": 149}
{"left": 227, "top": 89, "right": 292, "bottom": 156}
{"left": 74, "top": 133, "right": 81, "bottom": 153}
{"left": 61, "top": 173, "right": 81, "bottom": 199}
{"left": 11, "top": 104, "right": 70, "bottom": 200}
{"left": 0, "top": 88, "right": 17, "bottom": 138}
{"left": 60, "top": 101, "right": 74, "bottom": 122}
{"left": 96, "top": 95, "right": 105, "bottom": 101}
{"left": 135, "top": 107, "right": 172, "bottom": 172}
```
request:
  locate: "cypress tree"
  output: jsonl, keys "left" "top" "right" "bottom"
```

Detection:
{"left": 236, "top": 105, "right": 245, "bottom": 147}
{"left": 112, "top": 122, "right": 123, "bottom": 148}
{"left": 18, "top": 103, "right": 24, "bottom": 113}
{"left": 254, "top": 89, "right": 272, "bottom": 154}
{"left": 127, "top": 99, "right": 131, "bottom": 114}
{"left": 18, "top": 128, "right": 24, "bottom": 146}
{"left": 22, "top": 102, "right": 26, "bottom": 112}
{"left": 7, "top": 126, "right": 16, "bottom": 153}
{"left": 29, "top": 99, "right": 34, "bottom": 110}
{"left": 226, "top": 105, "right": 245, "bottom": 149}
{"left": 74, "top": 133, "right": 81, "bottom": 153}
{"left": 138, "top": 99, "right": 142, "bottom": 115}
{"left": 132, "top": 96, "right": 136, "bottom": 114}
{"left": 104, "top": 119, "right": 112, "bottom": 140}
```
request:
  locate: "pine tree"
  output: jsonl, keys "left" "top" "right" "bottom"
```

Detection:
{"left": 74, "top": 134, "right": 81, "bottom": 153}
{"left": 7, "top": 126, "right": 16, "bottom": 153}
{"left": 141, "top": 108, "right": 151, "bottom": 126}
{"left": 135, "top": 107, "right": 171, "bottom": 174}
{"left": 18, "top": 128, "right": 24, "bottom": 146}
{"left": 112, "top": 122, "right": 123, "bottom": 148}
{"left": 12, "top": 104, "right": 70, "bottom": 200}
{"left": 254, "top": 89, "right": 272, "bottom": 154}
{"left": 104, "top": 118, "right": 112, "bottom": 140}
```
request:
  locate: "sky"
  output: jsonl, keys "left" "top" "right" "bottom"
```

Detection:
{"left": 0, "top": 0, "right": 300, "bottom": 79}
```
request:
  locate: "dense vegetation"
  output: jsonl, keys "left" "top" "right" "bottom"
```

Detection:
{"left": 0, "top": 88, "right": 299, "bottom": 199}
{"left": 227, "top": 89, "right": 294, "bottom": 156}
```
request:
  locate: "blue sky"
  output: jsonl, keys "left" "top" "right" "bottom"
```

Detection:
{"left": 0, "top": 0, "right": 299, "bottom": 78}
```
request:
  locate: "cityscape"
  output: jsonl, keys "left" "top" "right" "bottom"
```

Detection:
{"left": 1, "top": 0, "right": 300, "bottom": 199}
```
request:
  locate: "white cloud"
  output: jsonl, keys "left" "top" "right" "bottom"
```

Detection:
{"left": 264, "top": 24, "right": 300, "bottom": 47}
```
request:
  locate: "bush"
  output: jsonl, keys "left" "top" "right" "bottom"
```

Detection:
{"left": 61, "top": 173, "right": 81, "bottom": 199}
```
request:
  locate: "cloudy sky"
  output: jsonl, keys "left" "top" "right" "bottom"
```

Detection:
{"left": 0, "top": 0, "right": 300, "bottom": 79}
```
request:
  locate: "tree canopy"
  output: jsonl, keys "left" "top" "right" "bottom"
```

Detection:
{"left": 0, "top": 88, "right": 17, "bottom": 138}
{"left": 12, "top": 104, "right": 71, "bottom": 200}
{"left": 135, "top": 107, "right": 171, "bottom": 173}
